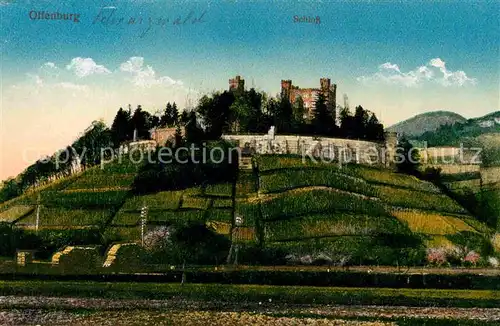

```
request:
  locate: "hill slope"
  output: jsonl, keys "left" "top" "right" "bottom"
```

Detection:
{"left": 1, "top": 153, "right": 495, "bottom": 266}
{"left": 387, "top": 111, "right": 466, "bottom": 137}
{"left": 415, "top": 111, "right": 500, "bottom": 146}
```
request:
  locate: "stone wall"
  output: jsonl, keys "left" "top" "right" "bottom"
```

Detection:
{"left": 222, "top": 133, "right": 396, "bottom": 167}
{"left": 422, "top": 164, "right": 481, "bottom": 175}
{"left": 481, "top": 166, "right": 500, "bottom": 186}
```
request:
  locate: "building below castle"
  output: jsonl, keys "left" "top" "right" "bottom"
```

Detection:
{"left": 150, "top": 126, "right": 186, "bottom": 147}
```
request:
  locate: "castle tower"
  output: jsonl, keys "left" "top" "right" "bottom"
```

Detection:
{"left": 320, "top": 78, "right": 331, "bottom": 92}
{"left": 280, "top": 79, "right": 292, "bottom": 101}
{"left": 229, "top": 75, "right": 245, "bottom": 92}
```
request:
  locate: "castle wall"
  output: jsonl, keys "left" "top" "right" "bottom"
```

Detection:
{"left": 222, "top": 134, "right": 393, "bottom": 167}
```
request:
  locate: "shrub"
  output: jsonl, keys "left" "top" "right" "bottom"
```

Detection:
{"left": 488, "top": 256, "right": 499, "bottom": 268}
{"left": 143, "top": 226, "right": 173, "bottom": 252}
{"left": 35, "top": 228, "right": 103, "bottom": 259}
{"left": 463, "top": 250, "right": 481, "bottom": 267}
{"left": 145, "top": 222, "right": 231, "bottom": 265}
{"left": 421, "top": 166, "right": 442, "bottom": 182}
{"left": 426, "top": 247, "right": 447, "bottom": 266}
{"left": 492, "top": 233, "right": 500, "bottom": 253}
{"left": 103, "top": 243, "right": 148, "bottom": 270}
{"left": 52, "top": 246, "right": 102, "bottom": 273}
{"left": 447, "top": 231, "right": 494, "bottom": 258}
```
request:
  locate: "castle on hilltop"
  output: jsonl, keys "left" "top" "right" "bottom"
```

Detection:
{"left": 229, "top": 75, "right": 337, "bottom": 121}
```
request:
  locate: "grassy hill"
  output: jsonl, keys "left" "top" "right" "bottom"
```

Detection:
{"left": 0, "top": 154, "right": 497, "bottom": 265}
{"left": 415, "top": 111, "right": 500, "bottom": 147}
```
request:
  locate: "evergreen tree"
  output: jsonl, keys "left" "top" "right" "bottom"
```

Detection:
{"left": 110, "top": 107, "right": 132, "bottom": 147}
{"left": 160, "top": 103, "right": 172, "bottom": 127}
{"left": 185, "top": 111, "right": 204, "bottom": 143}
{"left": 366, "top": 113, "right": 385, "bottom": 141}
{"left": 292, "top": 96, "right": 306, "bottom": 132}
{"left": 131, "top": 105, "right": 152, "bottom": 139}
{"left": 174, "top": 124, "right": 184, "bottom": 148}
{"left": 312, "top": 93, "right": 335, "bottom": 136}
{"left": 276, "top": 96, "right": 293, "bottom": 133}
{"left": 245, "top": 88, "right": 267, "bottom": 133}
{"left": 160, "top": 102, "right": 179, "bottom": 127}
{"left": 353, "top": 106, "right": 370, "bottom": 139}
{"left": 180, "top": 110, "right": 189, "bottom": 126}
{"left": 149, "top": 115, "right": 160, "bottom": 129}
{"left": 171, "top": 103, "right": 179, "bottom": 126}
{"left": 339, "top": 106, "right": 353, "bottom": 138}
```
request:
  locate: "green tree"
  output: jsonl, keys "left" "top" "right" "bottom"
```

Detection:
{"left": 184, "top": 111, "right": 205, "bottom": 144}
{"left": 366, "top": 113, "right": 385, "bottom": 141}
{"left": 174, "top": 124, "right": 184, "bottom": 148}
{"left": 160, "top": 102, "right": 179, "bottom": 127}
{"left": 312, "top": 92, "right": 335, "bottom": 136}
{"left": 180, "top": 110, "right": 189, "bottom": 126}
{"left": 131, "top": 105, "right": 152, "bottom": 140}
{"left": 292, "top": 96, "right": 306, "bottom": 132}
{"left": 110, "top": 107, "right": 132, "bottom": 147}
{"left": 229, "top": 96, "right": 252, "bottom": 133}
{"left": 196, "top": 91, "right": 235, "bottom": 139}
{"left": 169, "top": 222, "right": 230, "bottom": 265}
{"left": 270, "top": 96, "right": 293, "bottom": 133}
{"left": 339, "top": 106, "right": 354, "bottom": 138}
{"left": 72, "top": 120, "right": 113, "bottom": 167}
{"left": 0, "top": 179, "right": 21, "bottom": 203}
{"left": 353, "top": 106, "right": 370, "bottom": 139}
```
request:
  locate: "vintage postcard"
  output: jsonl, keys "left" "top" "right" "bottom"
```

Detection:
{"left": 0, "top": 0, "right": 499, "bottom": 325}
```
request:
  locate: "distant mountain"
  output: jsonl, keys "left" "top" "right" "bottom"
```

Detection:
{"left": 415, "top": 111, "right": 500, "bottom": 147}
{"left": 387, "top": 111, "right": 467, "bottom": 137}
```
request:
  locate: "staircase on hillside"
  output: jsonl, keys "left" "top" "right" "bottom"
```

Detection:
{"left": 103, "top": 244, "right": 122, "bottom": 267}
{"left": 51, "top": 246, "right": 75, "bottom": 265}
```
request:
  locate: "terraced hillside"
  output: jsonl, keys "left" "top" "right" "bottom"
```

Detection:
{"left": 243, "top": 155, "right": 495, "bottom": 264}
{"left": 0, "top": 157, "right": 140, "bottom": 231}
{"left": 0, "top": 154, "right": 496, "bottom": 265}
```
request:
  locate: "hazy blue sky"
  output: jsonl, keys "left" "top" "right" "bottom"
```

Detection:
{"left": 1, "top": 0, "right": 499, "bottom": 180}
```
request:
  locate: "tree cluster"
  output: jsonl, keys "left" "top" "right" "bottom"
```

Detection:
{"left": 192, "top": 88, "right": 385, "bottom": 142}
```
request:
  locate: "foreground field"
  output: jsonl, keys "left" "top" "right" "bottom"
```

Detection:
{"left": 0, "top": 296, "right": 499, "bottom": 325}
{"left": 0, "top": 281, "right": 499, "bottom": 308}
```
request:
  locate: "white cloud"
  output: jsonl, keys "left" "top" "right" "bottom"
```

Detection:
{"left": 22, "top": 73, "right": 88, "bottom": 94}
{"left": 57, "top": 82, "right": 89, "bottom": 92}
{"left": 43, "top": 62, "right": 57, "bottom": 69}
{"left": 119, "top": 56, "right": 183, "bottom": 88}
{"left": 66, "top": 57, "right": 111, "bottom": 77}
{"left": 358, "top": 58, "right": 476, "bottom": 87}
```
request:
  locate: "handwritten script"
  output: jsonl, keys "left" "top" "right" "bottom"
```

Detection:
{"left": 93, "top": 7, "right": 207, "bottom": 38}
